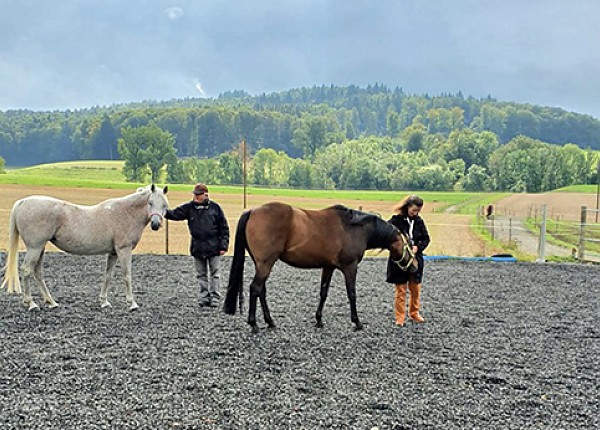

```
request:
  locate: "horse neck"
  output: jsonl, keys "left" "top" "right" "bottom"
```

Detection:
{"left": 112, "top": 191, "right": 150, "bottom": 224}
{"left": 365, "top": 219, "right": 395, "bottom": 250}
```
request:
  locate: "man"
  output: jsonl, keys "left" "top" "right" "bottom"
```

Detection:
{"left": 165, "top": 183, "right": 229, "bottom": 307}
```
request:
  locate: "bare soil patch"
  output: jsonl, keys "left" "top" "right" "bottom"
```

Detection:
{"left": 493, "top": 193, "right": 598, "bottom": 221}
{"left": 0, "top": 185, "right": 487, "bottom": 256}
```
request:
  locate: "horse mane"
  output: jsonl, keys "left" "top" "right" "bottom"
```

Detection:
{"left": 329, "top": 205, "right": 397, "bottom": 249}
{"left": 329, "top": 204, "right": 377, "bottom": 226}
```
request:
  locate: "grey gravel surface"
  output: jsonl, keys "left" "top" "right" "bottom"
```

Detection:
{"left": 0, "top": 253, "right": 598, "bottom": 429}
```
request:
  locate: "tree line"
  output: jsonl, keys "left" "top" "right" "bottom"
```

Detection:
{"left": 119, "top": 124, "right": 598, "bottom": 193}
{"left": 1, "top": 84, "right": 599, "bottom": 191}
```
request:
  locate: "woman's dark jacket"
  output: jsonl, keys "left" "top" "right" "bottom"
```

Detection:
{"left": 386, "top": 214, "right": 430, "bottom": 284}
{"left": 165, "top": 200, "right": 229, "bottom": 258}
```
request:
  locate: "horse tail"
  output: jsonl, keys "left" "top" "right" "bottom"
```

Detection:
{"left": 2, "top": 201, "right": 22, "bottom": 294}
{"left": 223, "top": 210, "right": 251, "bottom": 315}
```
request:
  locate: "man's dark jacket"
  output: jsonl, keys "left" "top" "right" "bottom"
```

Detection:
{"left": 165, "top": 200, "right": 229, "bottom": 258}
{"left": 386, "top": 214, "right": 430, "bottom": 284}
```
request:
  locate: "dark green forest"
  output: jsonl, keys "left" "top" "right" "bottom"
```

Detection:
{"left": 1, "top": 84, "right": 599, "bottom": 191}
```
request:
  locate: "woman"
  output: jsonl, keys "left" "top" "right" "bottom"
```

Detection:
{"left": 387, "top": 194, "right": 430, "bottom": 326}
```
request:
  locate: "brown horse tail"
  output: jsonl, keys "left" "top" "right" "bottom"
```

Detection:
{"left": 2, "top": 201, "right": 22, "bottom": 294}
{"left": 223, "top": 210, "right": 251, "bottom": 315}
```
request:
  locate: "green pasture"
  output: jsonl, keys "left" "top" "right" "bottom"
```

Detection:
{"left": 0, "top": 160, "right": 506, "bottom": 211}
{"left": 554, "top": 184, "right": 600, "bottom": 193}
{"left": 2, "top": 161, "right": 126, "bottom": 187}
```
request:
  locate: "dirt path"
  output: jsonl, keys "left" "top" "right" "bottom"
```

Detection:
{"left": 487, "top": 215, "right": 573, "bottom": 258}
{"left": 490, "top": 192, "right": 600, "bottom": 260}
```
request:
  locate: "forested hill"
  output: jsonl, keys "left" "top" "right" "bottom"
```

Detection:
{"left": 164, "top": 84, "right": 600, "bottom": 149}
{"left": 1, "top": 83, "right": 600, "bottom": 167}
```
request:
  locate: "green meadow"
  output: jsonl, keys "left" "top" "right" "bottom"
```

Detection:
{"left": 0, "top": 161, "right": 506, "bottom": 212}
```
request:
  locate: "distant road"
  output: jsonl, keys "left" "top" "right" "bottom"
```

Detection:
{"left": 487, "top": 215, "right": 573, "bottom": 259}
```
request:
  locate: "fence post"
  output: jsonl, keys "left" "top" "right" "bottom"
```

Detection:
{"left": 537, "top": 204, "right": 547, "bottom": 263}
{"left": 165, "top": 219, "right": 170, "bottom": 255}
{"left": 508, "top": 217, "right": 512, "bottom": 246}
{"left": 577, "top": 206, "right": 586, "bottom": 260}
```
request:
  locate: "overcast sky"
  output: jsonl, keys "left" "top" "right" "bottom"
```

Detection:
{"left": 1, "top": 0, "right": 599, "bottom": 118}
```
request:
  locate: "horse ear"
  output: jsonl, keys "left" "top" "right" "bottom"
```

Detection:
{"left": 151, "top": 184, "right": 156, "bottom": 192}
{"left": 163, "top": 186, "right": 168, "bottom": 195}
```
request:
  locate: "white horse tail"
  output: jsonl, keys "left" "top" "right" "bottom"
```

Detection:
{"left": 2, "top": 201, "right": 21, "bottom": 294}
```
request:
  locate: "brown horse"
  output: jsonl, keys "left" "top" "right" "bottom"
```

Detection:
{"left": 223, "top": 202, "right": 417, "bottom": 332}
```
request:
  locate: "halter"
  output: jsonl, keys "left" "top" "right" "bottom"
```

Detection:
{"left": 391, "top": 233, "right": 415, "bottom": 271}
{"left": 149, "top": 212, "right": 164, "bottom": 220}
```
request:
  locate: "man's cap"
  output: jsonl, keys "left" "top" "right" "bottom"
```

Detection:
{"left": 192, "top": 183, "right": 209, "bottom": 195}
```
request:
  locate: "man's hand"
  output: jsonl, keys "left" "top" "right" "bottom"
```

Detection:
{"left": 219, "top": 250, "right": 226, "bottom": 255}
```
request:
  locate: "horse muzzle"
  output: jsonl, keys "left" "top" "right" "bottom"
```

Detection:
{"left": 150, "top": 214, "right": 163, "bottom": 230}
{"left": 408, "top": 261, "right": 419, "bottom": 273}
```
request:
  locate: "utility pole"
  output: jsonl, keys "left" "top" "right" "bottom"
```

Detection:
{"left": 596, "top": 160, "right": 600, "bottom": 223}
{"left": 242, "top": 137, "right": 248, "bottom": 209}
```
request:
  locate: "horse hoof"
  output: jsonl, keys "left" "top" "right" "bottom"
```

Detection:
{"left": 315, "top": 322, "right": 324, "bottom": 328}
{"left": 100, "top": 301, "right": 112, "bottom": 308}
{"left": 251, "top": 325, "right": 260, "bottom": 334}
{"left": 354, "top": 323, "right": 364, "bottom": 331}
{"left": 129, "top": 303, "right": 139, "bottom": 311}
{"left": 48, "top": 302, "right": 59, "bottom": 309}
{"left": 267, "top": 323, "right": 276, "bottom": 330}
{"left": 28, "top": 303, "right": 40, "bottom": 311}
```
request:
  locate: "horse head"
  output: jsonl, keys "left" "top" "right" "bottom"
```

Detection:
{"left": 147, "top": 184, "right": 169, "bottom": 230}
{"left": 390, "top": 230, "right": 418, "bottom": 273}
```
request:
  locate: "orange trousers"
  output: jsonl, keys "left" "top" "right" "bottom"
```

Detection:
{"left": 394, "top": 281, "right": 425, "bottom": 325}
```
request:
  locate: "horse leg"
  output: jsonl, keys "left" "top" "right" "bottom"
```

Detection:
{"left": 341, "top": 263, "right": 363, "bottom": 331}
{"left": 248, "top": 275, "right": 265, "bottom": 334}
{"left": 248, "top": 260, "right": 276, "bottom": 333}
{"left": 116, "top": 248, "right": 138, "bottom": 311}
{"left": 33, "top": 249, "right": 58, "bottom": 308}
{"left": 100, "top": 253, "right": 118, "bottom": 308}
{"left": 258, "top": 284, "right": 275, "bottom": 330}
{"left": 21, "top": 246, "right": 44, "bottom": 311}
{"left": 315, "top": 267, "right": 334, "bottom": 328}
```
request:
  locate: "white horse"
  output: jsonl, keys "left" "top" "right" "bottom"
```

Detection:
{"left": 1, "top": 184, "right": 169, "bottom": 311}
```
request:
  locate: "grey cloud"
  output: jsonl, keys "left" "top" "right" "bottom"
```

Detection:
{"left": 0, "top": 0, "right": 598, "bottom": 118}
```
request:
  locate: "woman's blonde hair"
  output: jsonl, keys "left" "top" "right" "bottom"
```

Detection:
{"left": 393, "top": 194, "right": 424, "bottom": 216}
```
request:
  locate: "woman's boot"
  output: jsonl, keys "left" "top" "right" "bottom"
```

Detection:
{"left": 408, "top": 281, "right": 425, "bottom": 323}
{"left": 394, "top": 283, "right": 407, "bottom": 326}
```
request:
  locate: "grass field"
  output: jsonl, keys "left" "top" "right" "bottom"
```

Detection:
{"left": 1, "top": 161, "right": 498, "bottom": 210}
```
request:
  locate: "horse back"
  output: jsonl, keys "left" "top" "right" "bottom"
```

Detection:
{"left": 246, "top": 202, "right": 350, "bottom": 268}
{"left": 14, "top": 196, "right": 115, "bottom": 254}
{"left": 245, "top": 202, "right": 294, "bottom": 260}
{"left": 13, "top": 196, "right": 70, "bottom": 242}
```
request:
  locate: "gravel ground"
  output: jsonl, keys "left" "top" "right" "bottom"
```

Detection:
{"left": 0, "top": 253, "right": 598, "bottom": 430}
